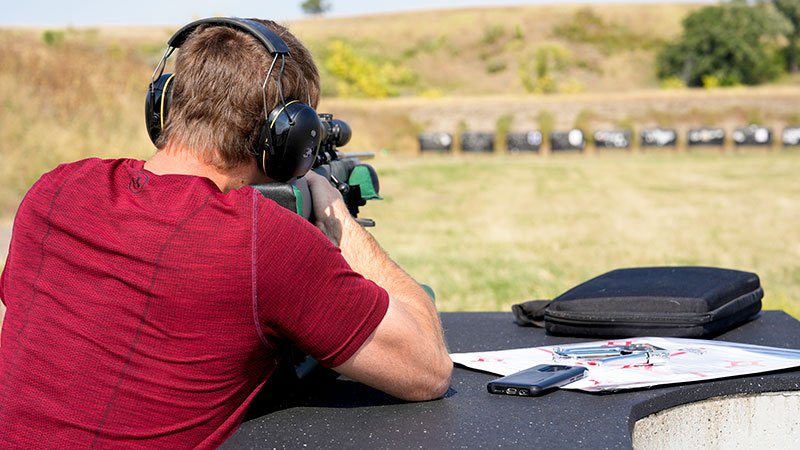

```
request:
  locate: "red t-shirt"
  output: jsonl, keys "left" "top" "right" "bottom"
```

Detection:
{"left": 0, "top": 158, "right": 389, "bottom": 449}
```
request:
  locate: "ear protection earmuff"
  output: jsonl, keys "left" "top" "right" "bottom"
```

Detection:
{"left": 144, "top": 72, "right": 175, "bottom": 144}
{"left": 145, "top": 17, "right": 323, "bottom": 182}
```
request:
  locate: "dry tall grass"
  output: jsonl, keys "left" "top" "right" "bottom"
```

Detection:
{"left": 0, "top": 28, "right": 158, "bottom": 214}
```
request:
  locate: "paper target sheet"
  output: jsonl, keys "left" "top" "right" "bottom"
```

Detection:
{"left": 450, "top": 337, "right": 800, "bottom": 392}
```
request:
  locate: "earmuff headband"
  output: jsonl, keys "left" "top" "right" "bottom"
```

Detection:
{"left": 168, "top": 17, "right": 290, "bottom": 55}
{"left": 262, "top": 54, "right": 280, "bottom": 121}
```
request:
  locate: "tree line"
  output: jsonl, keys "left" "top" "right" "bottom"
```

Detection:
{"left": 658, "top": 0, "right": 800, "bottom": 87}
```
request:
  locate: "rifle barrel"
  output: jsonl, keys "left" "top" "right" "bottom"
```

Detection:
{"left": 335, "top": 151, "right": 375, "bottom": 160}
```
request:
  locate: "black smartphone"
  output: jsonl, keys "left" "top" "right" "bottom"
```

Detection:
{"left": 487, "top": 364, "right": 588, "bottom": 396}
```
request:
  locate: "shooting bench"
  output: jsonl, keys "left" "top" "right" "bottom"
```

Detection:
{"left": 222, "top": 311, "right": 800, "bottom": 449}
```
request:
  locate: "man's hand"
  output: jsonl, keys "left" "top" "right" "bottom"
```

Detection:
{"left": 304, "top": 171, "right": 452, "bottom": 401}
{"left": 305, "top": 171, "right": 348, "bottom": 247}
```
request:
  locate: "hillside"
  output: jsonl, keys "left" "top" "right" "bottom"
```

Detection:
{"left": 290, "top": 3, "right": 699, "bottom": 96}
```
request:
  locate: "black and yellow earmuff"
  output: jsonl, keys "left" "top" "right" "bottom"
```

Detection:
{"left": 144, "top": 73, "right": 175, "bottom": 144}
{"left": 145, "top": 17, "right": 323, "bottom": 182}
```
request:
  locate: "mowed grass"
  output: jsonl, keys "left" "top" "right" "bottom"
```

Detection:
{"left": 364, "top": 151, "right": 800, "bottom": 318}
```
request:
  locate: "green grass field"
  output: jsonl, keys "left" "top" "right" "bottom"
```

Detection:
{"left": 364, "top": 151, "right": 800, "bottom": 317}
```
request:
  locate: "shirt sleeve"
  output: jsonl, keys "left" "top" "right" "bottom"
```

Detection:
{"left": 0, "top": 261, "right": 6, "bottom": 306}
{"left": 252, "top": 192, "right": 389, "bottom": 367}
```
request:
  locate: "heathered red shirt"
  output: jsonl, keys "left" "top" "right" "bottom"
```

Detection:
{"left": 0, "top": 158, "right": 389, "bottom": 449}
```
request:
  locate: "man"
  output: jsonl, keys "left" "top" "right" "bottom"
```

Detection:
{"left": 0, "top": 18, "right": 451, "bottom": 449}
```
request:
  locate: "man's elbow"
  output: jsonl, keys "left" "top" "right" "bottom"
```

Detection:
{"left": 400, "top": 354, "right": 453, "bottom": 402}
{"left": 428, "top": 356, "right": 454, "bottom": 399}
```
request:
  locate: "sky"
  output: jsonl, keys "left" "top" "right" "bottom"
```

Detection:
{"left": 2, "top": 0, "right": 716, "bottom": 27}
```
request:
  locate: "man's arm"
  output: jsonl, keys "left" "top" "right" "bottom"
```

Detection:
{"left": 306, "top": 172, "right": 452, "bottom": 401}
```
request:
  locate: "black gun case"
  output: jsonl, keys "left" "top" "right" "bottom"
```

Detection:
{"left": 513, "top": 266, "right": 763, "bottom": 338}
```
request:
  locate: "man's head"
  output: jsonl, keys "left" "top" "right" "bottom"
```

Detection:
{"left": 158, "top": 19, "right": 320, "bottom": 171}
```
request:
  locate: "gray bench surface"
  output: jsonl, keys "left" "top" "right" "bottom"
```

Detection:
{"left": 222, "top": 310, "right": 800, "bottom": 449}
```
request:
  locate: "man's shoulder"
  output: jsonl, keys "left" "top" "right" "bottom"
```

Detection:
{"left": 59, "top": 157, "right": 136, "bottom": 170}
{"left": 40, "top": 157, "right": 139, "bottom": 182}
{"left": 25, "top": 158, "right": 130, "bottom": 197}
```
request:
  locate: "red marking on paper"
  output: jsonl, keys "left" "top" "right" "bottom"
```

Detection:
{"left": 620, "top": 364, "right": 657, "bottom": 371}
{"left": 671, "top": 352, "right": 687, "bottom": 357}
{"left": 602, "top": 341, "right": 633, "bottom": 347}
{"left": 691, "top": 372, "right": 709, "bottom": 378}
{"left": 724, "top": 360, "right": 764, "bottom": 369}
{"left": 469, "top": 357, "right": 508, "bottom": 365}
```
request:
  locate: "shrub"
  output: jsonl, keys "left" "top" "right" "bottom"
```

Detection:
{"left": 481, "top": 25, "right": 505, "bottom": 45}
{"left": 486, "top": 60, "right": 507, "bottom": 74}
{"left": 536, "top": 110, "right": 555, "bottom": 138}
{"left": 702, "top": 74, "right": 721, "bottom": 89}
{"left": 573, "top": 108, "right": 596, "bottom": 136}
{"left": 42, "top": 30, "right": 64, "bottom": 46}
{"left": 495, "top": 113, "right": 514, "bottom": 150}
{"left": 324, "top": 40, "right": 415, "bottom": 98}
{"left": 552, "top": 8, "right": 663, "bottom": 54}
{"left": 518, "top": 44, "right": 572, "bottom": 94}
{"left": 659, "top": 76, "right": 686, "bottom": 90}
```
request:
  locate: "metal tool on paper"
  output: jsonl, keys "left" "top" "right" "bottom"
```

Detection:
{"left": 551, "top": 343, "right": 670, "bottom": 367}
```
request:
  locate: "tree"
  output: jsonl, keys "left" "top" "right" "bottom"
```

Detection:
{"left": 300, "top": 0, "right": 331, "bottom": 15}
{"left": 773, "top": 0, "right": 800, "bottom": 72}
{"left": 657, "top": 1, "right": 786, "bottom": 86}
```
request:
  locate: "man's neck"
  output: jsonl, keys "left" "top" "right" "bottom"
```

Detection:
{"left": 144, "top": 144, "right": 270, "bottom": 193}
